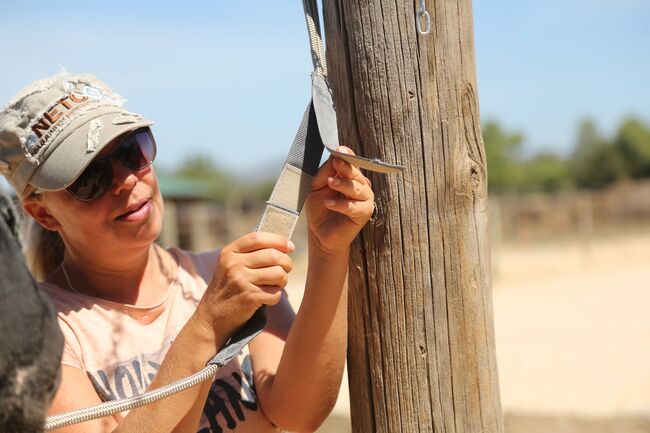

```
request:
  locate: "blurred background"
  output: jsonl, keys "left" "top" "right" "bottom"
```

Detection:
{"left": 1, "top": 1, "right": 649, "bottom": 432}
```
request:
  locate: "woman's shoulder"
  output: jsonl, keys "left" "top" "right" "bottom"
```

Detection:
{"left": 39, "top": 281, "right": 89, "bottom": 312}
{"left": 168, "top": 246, "right": 221, "bottom": 282}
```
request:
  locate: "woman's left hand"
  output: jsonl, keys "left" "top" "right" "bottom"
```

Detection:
{"left": 305, "top": 146, "right": 375, "bottom": 255}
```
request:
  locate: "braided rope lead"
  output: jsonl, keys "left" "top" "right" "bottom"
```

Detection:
{"left": 44, "top": 364, "right": 220, "bottom": 431}
{"left": 302, "top": 0, "right": 327, "bottom": 76}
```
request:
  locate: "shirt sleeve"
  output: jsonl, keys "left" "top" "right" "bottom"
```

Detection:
{"left": 57, "top": 318, "right": 84, "bottom": 370}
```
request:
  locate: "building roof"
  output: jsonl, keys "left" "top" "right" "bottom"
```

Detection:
{"left": 156, "top": 174, "right": 214, "bottom": 200}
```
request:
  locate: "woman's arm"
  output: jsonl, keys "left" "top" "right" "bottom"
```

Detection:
{"left": 49, "top": 233, "right": 296, "bottom": 433}
{"left": 251, "top": 247, "right": 349, "bottom": 433}
{"left": 48, "top": 313, "right": 221, "bottom": 433}
{"left": 114, "top": 313, "right": 224, "bottom": 433}
{"left": 250, "top": 147, "right": 374, "bottom": 432}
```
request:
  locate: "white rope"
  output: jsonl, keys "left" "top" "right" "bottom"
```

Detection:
{"left": 45, "top": 364, "right": 220, "bottom": 431}
{"left": 302, "top": 0, "right": 327, "bottom": 76}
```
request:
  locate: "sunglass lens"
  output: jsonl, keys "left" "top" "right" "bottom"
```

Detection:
{"left": 116, "top": 129, "right": 156, "bottom": 170}
{"left": 67, "top": 159, "right": 112, "bottom": 201}
{"left": 66, "top": 128, "right": 156, "bottom": 202}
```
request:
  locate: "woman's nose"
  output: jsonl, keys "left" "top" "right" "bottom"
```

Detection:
{"left": 110, "top": 159, "right": 138, "bottom": 196}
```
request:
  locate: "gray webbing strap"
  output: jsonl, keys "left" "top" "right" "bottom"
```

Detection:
{"left": 45, "top": 4, "right": 405, "bottom": 429}
{"left": 208, "top": 101, "right": 324, "bottom": 366}
{"left": 208, "top": 2, "right": 403, "bottom": 369}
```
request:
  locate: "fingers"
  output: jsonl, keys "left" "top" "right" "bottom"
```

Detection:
{"left": 311, "top": 146, "right": 375, "bottom": 223}
{"left": 245, "top": 248, "right": 293, "bottom": 273}
{"left": 248, "top": 265, "right": 289, "bottom": 288}
{"left": 230, "top": 232, "right": 295, "bottom": 254}
{"left": 311, "top": 146, "right": 367, "bottom": 189}
{"left": 332, "top": 155, "right": 356, "bottom": 180}
{"left": 332, "top": 146, "right": 368, "bottom": 184}
{"left": 247, "top": 284, "right": 284, "bottom": 306}
{"left": 327, "top": 176, "right": 373, "bottom": 201}
{"left": 324, "top": 198, "right": 374, "bottom": 221}
{"left": 326, "top": 147, "right": 374, "bottom": 218}
{"left": 203, "top": 234, "right": 293, "bottom": 334}
{"left": 257, "top": 286, "right": 284, "bottom": 306}
{"left": 225, "top": 236, "right": 292, "bottom": 300}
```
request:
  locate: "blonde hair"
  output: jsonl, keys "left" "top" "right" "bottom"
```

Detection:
{"left": 23, "top": 218, "right": 65, "bottom": 281}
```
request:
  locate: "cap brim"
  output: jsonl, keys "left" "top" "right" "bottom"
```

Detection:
{"left": 29, "top": 111, "right": 154, "bottom": 191}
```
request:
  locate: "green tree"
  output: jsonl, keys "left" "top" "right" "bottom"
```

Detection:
{"left": 483, "top": 121, "right": 524, "bottom": 193}
{"left": 614, "top": 117, "right": 650, "bottom": 178}
{"left": 175, "top": 154, "right": 234, "bottom": 200}
{"left": 571, "top": 119, "right": 624, "bottom": 189}
{"left": 522, "top": 153, "right": 572, "bottom": 193}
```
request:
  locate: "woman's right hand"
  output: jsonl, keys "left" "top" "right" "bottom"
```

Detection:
{"left": 194, "top": 232, "right": 294, "bottom": 340}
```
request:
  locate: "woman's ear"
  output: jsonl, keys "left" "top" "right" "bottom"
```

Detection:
{"left": 22, "top": 195, "right": 61, "bottom": 231}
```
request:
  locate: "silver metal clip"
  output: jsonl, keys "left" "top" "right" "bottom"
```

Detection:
{"left": 416, "top": 0, "right": 431, "bottom": 35}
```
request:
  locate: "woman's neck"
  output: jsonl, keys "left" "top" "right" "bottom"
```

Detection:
{"left": 55, "top": 243, "right": 176, "bottom": 305}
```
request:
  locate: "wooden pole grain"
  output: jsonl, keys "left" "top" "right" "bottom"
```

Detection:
{"left": 321, "top": 1, "right": 504, "bottom": 432}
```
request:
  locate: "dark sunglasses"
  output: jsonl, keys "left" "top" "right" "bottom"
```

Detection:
{"left": 67, "top": 127, "right": 157, "bottom": 201}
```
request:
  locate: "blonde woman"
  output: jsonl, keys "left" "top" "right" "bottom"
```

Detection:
{"left": 0, "top": 73, "right": 374, "bottom": 433}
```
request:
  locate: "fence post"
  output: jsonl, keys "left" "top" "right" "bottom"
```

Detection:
{"left": 322, "top": 1, "right": 504, "bottom": 431}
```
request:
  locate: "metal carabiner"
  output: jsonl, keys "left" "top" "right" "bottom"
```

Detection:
{"left": 416, "top": 0, "right": 431, "bottom": 35}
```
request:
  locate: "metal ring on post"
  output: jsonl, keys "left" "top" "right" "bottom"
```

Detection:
{"left": 417, "top": 10, "right": 431, "bottom": 35}
{"left": 416, "top": 0, "right": 431, "bottom": 35}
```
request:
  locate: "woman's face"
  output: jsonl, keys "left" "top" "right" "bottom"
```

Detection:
{"left": 24, "top": 134, "right": 164, "bottom": 257}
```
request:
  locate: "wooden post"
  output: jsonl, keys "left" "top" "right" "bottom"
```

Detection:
{"left": 322, "top": 1, "right": 503, "bottom": 432}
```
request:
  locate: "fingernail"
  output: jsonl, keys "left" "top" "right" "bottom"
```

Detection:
{"left": 288, "top": 240, "right": 296, "bottom": 251}
{"left": 325, "top": 199, "right": 336, "bottom": 206}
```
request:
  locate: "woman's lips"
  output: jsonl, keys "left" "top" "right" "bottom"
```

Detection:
{"left": 116, "top": 199, "right": 152, "bottom": 222}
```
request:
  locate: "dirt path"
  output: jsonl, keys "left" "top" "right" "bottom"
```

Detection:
{"left": 493, "top": 231, "right": 650, "bottom": 416}
{"left": 286, "top": 230, "right": 650, "bottom": 429}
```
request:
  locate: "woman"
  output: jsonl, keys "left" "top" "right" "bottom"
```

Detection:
{"left": 0, "top": 73, "right": 375, "bottom": 432}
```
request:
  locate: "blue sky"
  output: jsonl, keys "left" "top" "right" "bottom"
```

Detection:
{"left": 474, "top": 0, "right": 650, "bottom": 157}
{"left": 1, "top": 1, "right": 649, "bottom": 173}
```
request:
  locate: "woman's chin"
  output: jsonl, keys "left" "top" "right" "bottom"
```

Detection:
{"left": 121, "top": 202, "right": 164, "bottom": 246}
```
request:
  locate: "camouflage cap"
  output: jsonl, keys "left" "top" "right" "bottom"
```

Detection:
{"left": 0, "top": 72, "right": 154, "bottom": 195}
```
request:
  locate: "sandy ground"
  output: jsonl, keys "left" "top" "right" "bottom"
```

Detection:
{"left": 285, "top": 229, "right": 650, "bottom": 431}
{"left": 492, "top": 231, "right": 650, "bottom": 417}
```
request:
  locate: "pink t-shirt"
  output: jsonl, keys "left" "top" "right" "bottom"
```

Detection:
{"left": 41, "top": 248, "right": 279, "bottom": 433}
